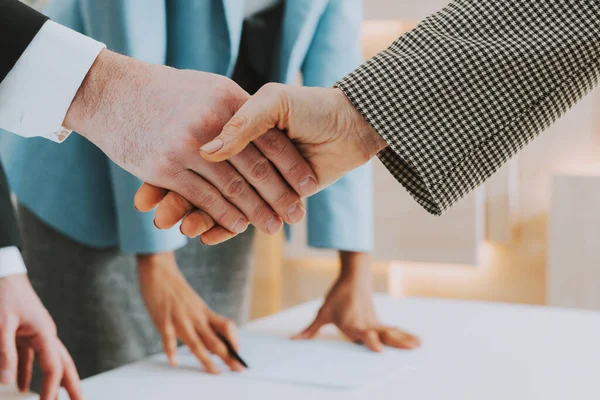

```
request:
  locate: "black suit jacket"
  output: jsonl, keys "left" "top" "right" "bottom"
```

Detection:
{"left": 0, "top": 0, "right": 48, "bottom": 84}
{"left": 0, "top": 160, "right": 20, "bottom": 248}
{"left": 0, "top": 0, "right": 40, "bottom": 246}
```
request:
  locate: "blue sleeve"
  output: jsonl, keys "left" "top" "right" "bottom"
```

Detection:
{"left": 301, "top": 0, "right": 374, "bottom": 252}
{"left": 109, "top": 163, "right": 187, "bottom": 254}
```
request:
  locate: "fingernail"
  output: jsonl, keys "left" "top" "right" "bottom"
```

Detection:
{"left": 232, "top": 362, "right": 245, "bottom": 372}
{"left": 232, "top": 218, "right": 249, "bottom": 233}
{"left": 298, "top": 177, "right": 318, "bottom": 196}
{"left": 200, "top": 138, "right": 224, "bottom": 154}
{"left": 266, "top": 216, "right": 282, "bottom": 234}
{"left": 287, "top": 202, "right": 305, "bottom": 223}
{"left": 0, "top": 370, "right": 13, "bottom": 385}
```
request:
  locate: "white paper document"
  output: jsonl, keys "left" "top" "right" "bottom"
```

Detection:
{"left": 166, "top": 331, "right": 424, "bottom": 390}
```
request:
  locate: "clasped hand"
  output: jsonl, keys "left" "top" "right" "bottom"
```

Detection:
{"left": 127, "top": 80, "right": 386, "bottom": 239}
{"left": 64, "top": 50, "right": 385, "bottom": 239}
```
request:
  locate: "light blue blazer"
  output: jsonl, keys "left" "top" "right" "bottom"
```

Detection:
{"left": 0, "top": 0, "right": 374, "bottom": 254}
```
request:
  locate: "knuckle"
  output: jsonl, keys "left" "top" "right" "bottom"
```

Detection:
{"left": 286, "top": 158, "right": 306, "bottom": 177}
{"left": 251, "top": 203, "right": 269, "bottom": 221}
{"left": 250, "top": 159, "right": 272, "bottom": 182}
{"left": 260, "top": 82, "right": 282, "bottom": 96}
{"left": 199, "top": 189, "right": 220, "bottom": 210}
{"left": 224, "top": 177, "right": 247, "bottom": 199}
{"left": 165, "top": 191, "right": 190, "bottom": 212}
{"left": 40, "top": 357, "right": 61, "bottom": 375}
{"left": 260, "top": 131, "right": 287, "bottom": 157}
{"left": 222, "top": 319, "right": 235, "bottom": 331}
{"left": 200, "top": 212, "right": 215, "bottom": 229}
{"left": 223, "top": 114, "right": 249, "bottom": 134}
{"left": 275, "top": 190, "right": 297, "bottom": 207}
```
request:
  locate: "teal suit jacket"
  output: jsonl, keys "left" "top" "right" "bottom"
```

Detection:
{"left": 0, "top": 0, "right": 374, "bottom": 253}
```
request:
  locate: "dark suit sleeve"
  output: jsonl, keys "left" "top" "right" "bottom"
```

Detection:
{"left": 0, "top": 0, "right": 49, "bottom": 84}
{"left": 0, "top": 161, "right": 20, "bottom": 248}
{"left": 336, "top": 0, "right": 600, "bottom": 216}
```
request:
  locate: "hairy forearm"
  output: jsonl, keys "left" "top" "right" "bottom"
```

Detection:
{"left": 63, "top": 49, "right": 151, "bottom": 146}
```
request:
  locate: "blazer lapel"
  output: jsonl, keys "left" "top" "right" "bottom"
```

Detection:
{"left": 278, "top": 0, "right": 328, "bottom": 83}
{"left": 221, "top": 0, "right": 245, "bottom": 76}
{"left": 79, "top": 0, "right": 167, "bottom": 64}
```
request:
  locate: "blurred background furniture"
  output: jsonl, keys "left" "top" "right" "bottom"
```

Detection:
{"left": 548, "top": 174, "right": 600, "bottom": 310}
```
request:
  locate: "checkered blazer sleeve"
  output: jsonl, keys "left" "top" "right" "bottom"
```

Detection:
{"left": 336, "top": 0, "right": 600, "bottom": 216}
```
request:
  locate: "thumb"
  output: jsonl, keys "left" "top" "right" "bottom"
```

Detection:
{"left": 291, "top": 312, "right": 328, "bottom": 340}
{"left": 0, "top": 320, "right": 18, "bottom": 384}
{"left": 200, "top": 83, "right": 287, "bottom": 162}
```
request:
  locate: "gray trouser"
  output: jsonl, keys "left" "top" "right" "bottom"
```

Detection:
{"left": 16, "top": 203, "right": 255, "bottom": 387}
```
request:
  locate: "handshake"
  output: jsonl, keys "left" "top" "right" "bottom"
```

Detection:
{"left": 67, "top": 50, "right": 388, "bottom": 243}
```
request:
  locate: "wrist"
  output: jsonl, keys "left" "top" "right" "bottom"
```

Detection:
{"left": 333, "top": 88, "right": 388, "bottom": 161}
{"left": 136, "top": 252, "right": 177, "bottom": 271}
{"left": 63, "top": 49, "right": 148, "bottom": 142}
{"left": 338, "top": 251, "right": 371, "bottom": 281}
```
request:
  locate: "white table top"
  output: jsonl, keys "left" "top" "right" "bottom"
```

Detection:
{"left": 9, "top": 295, "right": 600, "bottom": 399}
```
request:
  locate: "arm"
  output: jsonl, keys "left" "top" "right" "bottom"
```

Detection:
{"left": 336, "top": 0, "right": 600, "bottom": 215}
{"left": 0, "top": 160, "right": 81, "bottom": 399}
{"left": 199, "top": 0, "right": 600, "bottom": 216}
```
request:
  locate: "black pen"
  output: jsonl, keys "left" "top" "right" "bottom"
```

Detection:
{"left": 216, "top": 332, "right": 249, "bottom": 369}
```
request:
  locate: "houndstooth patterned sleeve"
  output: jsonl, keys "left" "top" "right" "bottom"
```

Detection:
{"left": 336, "top": 0, "right": 600, "bottom": 216}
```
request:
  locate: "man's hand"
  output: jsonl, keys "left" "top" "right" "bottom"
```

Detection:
{"left": 0, "top": 275, "right": 82, "bottom": 400}
{"left": 199, "top": 84, "right": 388, "bottom": 190}
{"left": 293, "top": 252, "right": 420, "bottom": 351}
{"left": 64, "top": 50, "right": 318, "bottom": 237}
{"left": 137, "top": 252, "right": 245, "bottom": 373}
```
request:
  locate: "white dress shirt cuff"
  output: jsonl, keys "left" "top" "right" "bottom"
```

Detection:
{"left": 0, "top": 20, "right": 105, "bottom": 142}
{"left": 0, "top": 246, "right": 26, "bottom": 278}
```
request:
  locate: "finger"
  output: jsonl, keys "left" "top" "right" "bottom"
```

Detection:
{"left": 378, "top": 327, "right": 421, "bottom": 349}
{"left": 210, "top": 313, "right": 240, "bottom": 351}
{"left": 200, "top": 83, "right": 285, "bottom": 162}
{"left": 134, "top": 183, "right": 169, "bottom": 212}
{"left": 254, "top": 129, "right": 319, "bottom": 197}
{"left": 161, "top": 323, "right": 179, "bottom": 366}
{"left": 154, "top": 191, "right": 194, "bottom": 229}
{"left": 189, "top": 162, "right": 283, "bottom": 235}
{"left": 167, "top": 170, "right": 249, "bottom": 235}
{"left": 35, "top": 336, "right": 63, "bottom": 400}
{"left": 229, "top": 143, "right": 306, "bottom": 224}
{"left": 362, "top": 330, "right": 384, "bottom": 352}
{"left": 197, "top": 323, "right": 243, "bottom": 372}
{"left": 199, "top": 226, "right": 238, "bottom": 246}
{"left": 177, "top": 323, "right": 219, "bottom": 374}
{"left": 16, "top": 346, "right": 33, "bottom": 392}
{"left": 58, "top": 341, "right": 83, "bottom": 400}
{"left": 291, "top": 313, "right": 327, "bottom": 340}
{"left": 0, "top": 319, "right": 18, "bottom": 384}
{"left": 180, "top": 209, "right": 215, "bottom": 238}
{"left": 340, "top": 326, "right": 383, "bottom": 353}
